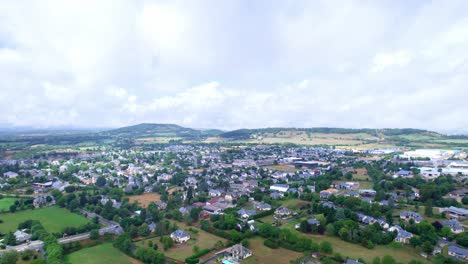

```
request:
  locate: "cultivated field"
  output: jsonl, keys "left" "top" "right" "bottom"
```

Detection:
{"left": 67, "top": 243, "right": 142, "bottom": 264}
{"left": 128, "top": 193, "right": 161, "bottom": 207}
{"left": 242, "top": 237, "right": 302, "bottom": 264}
{"left": 0, "top": 206, "right": 89, "bottom": 233}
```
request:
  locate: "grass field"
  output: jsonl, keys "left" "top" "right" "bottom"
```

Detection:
{"left": 67, "top": 243, "right": 141, "bottom": 264}
{"left": 0, "top": 206, "right": 89, "bottom": 233}
{"left": 0, "top": 197, "right": 17, "bottom": 212}
{"left": 242, "top": 237, "right": 303, "bottom": 264}
{"left": 302, "top": 234, "right": 429, "bottom": 263}
{"left": 136, "top": 224, "right": 227, "bottom": 261}
{"left": 128, "top": 193, "right": 161, "bottom": 207}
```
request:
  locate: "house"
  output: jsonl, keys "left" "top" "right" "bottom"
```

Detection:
{"left": 440, "top": 206, "right": 468, "bottom": 219}
{"left": 389, "top": 225, "right": 413, "bottom": 244}
{"left": 320, "top": 188, "right": 338, "bottom": 199}
{"left": 237, "top": 209, "right": 256, "bottom": 219}
{"left": 33, "top": 195, "right": 55, "bottom": 208}
{"left": 208, "top": 189, "right": 223, "bottom": 197}
{"left": 448, "top": 245, "right": 468, "bottom": 260}
{"left": 419, "top": 167, "right": 441, "bottom": 180}
{"left": 170, "top": 230, "right": 190, "bottom": 243}
{"left": 441, "top": 219, "right": 464, "bottom": 234}
{"left": 359, "top": 189, "right": 377, "bottom": 197}
{"left": 448, "top": 189, "right": 468, "bottom": 203}
{"left": 14, "top": 230, "right": 32, "bottom": 243}
{"left": 270, "top": 192, "right": 284, "bottom": 199}
{"left": 254, "top": 202, "right": 272, "bottom": 211}
{"left": 307, "top": 218, "right": 320, "bottom": 226}
{"left": 203, "top": 204, "right": 223, "bottom": 215}
{"left": 274, "top": 206, "right": 292, "bottom": 219}
{"left": 400, "top": 211, "right": 424, "bottom": 223}
{"left": 226, "top": 244, "right": 252, "bottom": 260}
{"left": 270, "top": 184, "right": 289, "bottom": 193}
{"left": 394, "top": 170, "right": 412, "bottom": 178}
{"left": 3, "top": 171, "right": 18, "bottom": 179}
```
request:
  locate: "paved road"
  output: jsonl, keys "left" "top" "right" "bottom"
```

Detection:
{"left": 0, "top": 240, "right": 44, "bottom": 254}
{"left": 58, "top": 233, "right": 90, "bottom": 244}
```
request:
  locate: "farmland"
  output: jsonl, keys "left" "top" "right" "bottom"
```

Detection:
{"left": 67, "top": 243, "right": 142, "bottom": 264}
{"left": 128, "top": 193, "right": 161, "bottom": 207}
{"left": 0, "top": 206, "right": 89, "bottom": 233}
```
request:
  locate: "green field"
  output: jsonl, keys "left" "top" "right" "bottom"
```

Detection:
{"left": 0, "top": 197, "right": 17, "bottom": 212}
{"left": 136, "top": 223, "right": 226, "bottom": 261}
{"left": 0, "top": 206, "right": 89, "bottom": 233}
{"left": 67, "top": 243, "right": 141, "bottom": 264}
{"left": 242, "top": 237, "right": 302, "bottom": 264}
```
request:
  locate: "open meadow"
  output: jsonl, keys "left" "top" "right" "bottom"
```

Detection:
{"left": 0, "top": 206, "right": 89, "bottom": 233}
{"left": 128, "top": 193, "right": 161, "bottom": 207}
{"left": 67, "top": 243, "right": 142, "bottom": 264}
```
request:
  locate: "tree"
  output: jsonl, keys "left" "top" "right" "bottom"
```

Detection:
{"left": 89, "top": 229, "right": 99, "bottom": 240}
{"left": 0, "top": 250, "right": 18, "bottom": 264}
{"left": 381, "top": 255, "right": 396, "bottom": 264}
{"left": 95, "top": 176, "right": 107, "bottom": 188}
{"left": 421, "top": 241, "right": 434, "bottom": 254}
{"left": 456, "top": 232, "right": 468, "bottom": 247}
{"left": 320, "top": 241, "right": 333, "bottom": 254}
{"left": 462, "top": 196, "right": 468, "bottom": 205}
{"left": 3, "top": 232, "right": 16, "bottom": 246}
{"left": 138, "top": 223, "right": 150, "bottom": 237}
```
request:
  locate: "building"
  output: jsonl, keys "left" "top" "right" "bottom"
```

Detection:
{"left": 254, "top": 202, "right": 272, "bottom": 211}
{"left": 448, "top": 245, "right": 468, "bottom": 260}
{"left": 274, "top": 206, "right": 292, "bottom": 219}
{"left": 400, "top": 211, "right": 424, "bottom": 223}
{"left": 388, "top": 225, "right": 413, "bottom": 244}
{"left": 440, "top": 206, "right": 468, "bottom": 219}
{"left": 14, "top": 230, "right": 32, "bottom": 243}
{"left": 226, "top": 244, "right": 252, "bottom": 260}
{"left": 441, "top": 219, "right": 464, "bottom": 234}
{"left": 270, "top": 184, "right": 289, "bottom": 193}
{"left": 170, "top": 230, "right": 190, "bottom": 243}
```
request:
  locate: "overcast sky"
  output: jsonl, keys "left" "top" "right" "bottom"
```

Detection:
{"left": 0, "top": 0, "right": 467, "bottom": 132}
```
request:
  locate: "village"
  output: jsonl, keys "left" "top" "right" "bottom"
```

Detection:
{"left": 0, "top": 144, "right": 466, "bottom": 264}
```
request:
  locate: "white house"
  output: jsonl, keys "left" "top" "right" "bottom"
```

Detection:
{"left": 170, "top": 230, "right": 190, "bottom": 243}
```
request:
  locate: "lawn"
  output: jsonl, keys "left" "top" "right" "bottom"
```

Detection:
{"left": 67, "top": 243, "right": 141, "bottom": 264}
{"left": 0, "top": 197, "right": 17, "bottom": 212}
{"left": 0, "top": 206, "right": 90, "bottom": 233}
{"left": 136, "top": 224, "right": 226, "bottom": 261}
{"left": 242, "top": 237, "right": 303, "bottom": 264}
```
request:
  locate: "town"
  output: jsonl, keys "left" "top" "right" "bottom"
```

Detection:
{"left": 0, "top": 139, "right": 466, "bottom": 264}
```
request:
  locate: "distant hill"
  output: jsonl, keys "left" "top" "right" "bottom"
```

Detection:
{"left": 219, "top": 127, "right": 438, "bottom": 140}
{"left": 101, "top": 123, "right": 223, "bottom": 139}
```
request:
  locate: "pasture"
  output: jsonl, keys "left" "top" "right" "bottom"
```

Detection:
{"left": 0, "top": 206, "right": 89, "bottom": 233}
{"left": 67, "top": 243, "right": 141, "bottom": 264}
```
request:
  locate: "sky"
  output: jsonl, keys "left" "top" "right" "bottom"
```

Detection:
{"left": 0, "top": 0, "right": 468, "bottom": 133}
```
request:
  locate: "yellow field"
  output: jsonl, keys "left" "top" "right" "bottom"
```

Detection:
{"left": 128, "top": 193, "right": 161, "bottom": 207}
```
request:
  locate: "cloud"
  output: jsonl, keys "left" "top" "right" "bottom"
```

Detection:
{"left": 0, "top": 1, "right": 468, "bottom": 132}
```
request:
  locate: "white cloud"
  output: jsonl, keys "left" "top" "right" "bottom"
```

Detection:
{"left": 0, "top": 1, "right": 468, "bottom": 132}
